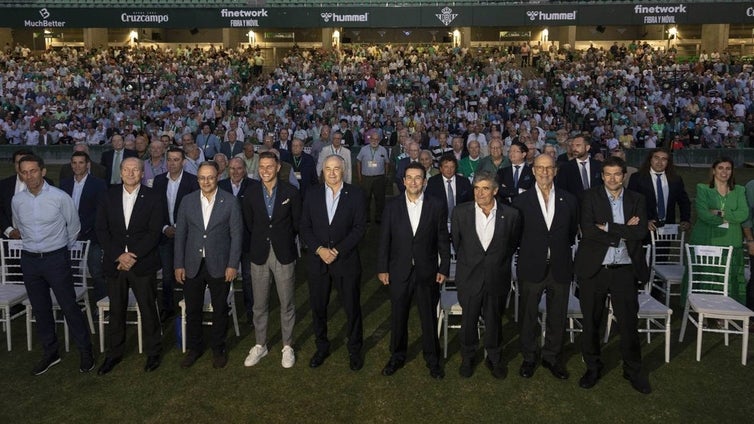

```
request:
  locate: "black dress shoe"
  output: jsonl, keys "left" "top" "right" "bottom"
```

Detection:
{"left": 212, "top": 350, "right": 228, "bottom": 369}
{"left": 32, "top": 352, "right": 61, "bottom": 376}
{"left": 429, "top": 364, "right": 445, "bottom": 379}
{"left": 180, "top": 350, "right": 203, "bottom": 369}
{"left": 79, "top": 352, "right": 96, "bottom": 373}
{"left": 519, "top": 361, "right": 536, "bottom": 379}
{"left": 542, "top": 360, "right": 569, "bottom": 380}
{"left": 381, "top": 359, "right": 404, "bottom": 376}
{"left": 97, "top": 357, "right": 122, "bottom": 376}
{"left": 485, "top": 358, "right": 507, "bottom": 380}
{"left": 309, "top": 351, "right": 330, "bottom": 368}
{"left": 144, "top": 355, "right": 161, "bottom": 372}
{"left": 579, "top": 368, "right": 601, "bottom": 389}
{"left": 349, "top": 353, "right": 364, "bottom": 371}
{"left": 459, "top": 357, "right": 474, "bottom": 378}
{"left": 623, "top": 371, "right": 652, "bottom": 394}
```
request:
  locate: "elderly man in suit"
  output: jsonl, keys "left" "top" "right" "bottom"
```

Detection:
{"left": 424, "top": 155, "right": 472, "bottom": 225}
{"left": 100, "top": 134, "right": 137, "bottom": 186}
{"left": 451, "top": 171, "right": 521, "bottom": 379}
{"left": 512, "top": 154, "right": 579, "bottom": 380}
{"left": 152, "top": 147, "right": 199, "bottom": 322}
{"left": 174, "top": 161, "right": 242, "bottom": 369}
{"left": 95, "top": 157, "right": 164, "bottom": 375}
{"left": 242, "top": 152, "right": 302, "bottom": 369}
{"left": 574, "top": 155, "right": 651, "bottom": 394}
{"left": 377, "top": 162, "right": 450, "bottom": 379}
{"left": 300, "top": 154, "right": 367, "bottom": 370}
{"left": 60, "top": 151, "right": 109, "bottom": 303}
{"left": 556, "top": 135, "right": 603, "bottom": 200}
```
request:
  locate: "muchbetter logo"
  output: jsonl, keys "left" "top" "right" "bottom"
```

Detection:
{"left": 39, "top": 8, "right": 50, "bottom": 19}
{"left": 436, "top": 7, "right": 458, "bottom": 26}
{"left": 25, "top": 8, "right": 65, "bottom": 27}
{"left": 320, "top": 11, "right": 368, "bottom": 23}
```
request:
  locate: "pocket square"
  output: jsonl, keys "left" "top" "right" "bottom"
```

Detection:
{"left": 282, "top": 198, "right": 290, "bottom": 205}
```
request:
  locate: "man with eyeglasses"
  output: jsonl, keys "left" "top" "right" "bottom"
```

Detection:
{"left": 512, "top": 154, "right": 578, "bottom": 381}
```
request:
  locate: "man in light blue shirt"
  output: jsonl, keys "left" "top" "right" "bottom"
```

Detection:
{"left": 12, "top": 155, "right": 94, "bottom": 376}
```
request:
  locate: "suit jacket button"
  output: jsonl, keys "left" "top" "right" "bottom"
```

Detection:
{"left": 269, "top": 224, "right": 272, "bottom": 228}
{"left": 203, "top": 235, "right": 207, "bottom": 238}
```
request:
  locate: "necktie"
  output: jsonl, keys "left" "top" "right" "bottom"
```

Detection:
{"left": 513, "top": 165, "right": 520, "bottom": 189}
{"left": 112, "top": 150, "right": 122, "bottom": 184}
{"left": 446, "top": 179, "right": 455, "bottom": 218}
{"left": 580, "top": 161, "right": 590, "bottom": 189}
{"left": 656, "top": 173, "right": 666, "bottom": 221}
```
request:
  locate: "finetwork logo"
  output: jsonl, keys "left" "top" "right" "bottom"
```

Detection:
{"left": 320, "top": 12, "right": 369, "bottom": 23}
{"left": 220, "top": 9, "right": 269, "bottom": 28}
{"left": 25, "top": 8, "right": 66, "bottom": 27}
{"left": 436, "top": 7, "right": 458, "bottom": 26}
{"left": 526, "top": 10, "right": 577, "bottom": 21}
{"left": 633, "top": 4, "right": 687, "bottom": 14}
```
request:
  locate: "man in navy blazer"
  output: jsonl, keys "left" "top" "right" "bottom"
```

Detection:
{"left": 100, "top": 134, "right": 137, "bottom": 186}
{"left": 241, "top": 152, "right": 302, "bottom": 369}
{"left": 556, "top": 135, "right": 603, "bottom": 200}
{"left": 627, "top": 148, "right": 691, "bottom": 232}
{"left": 95, "top": 158, "right": 164, "bottom": 375}
{"left": 394, "top": 142, "right": 420, "bottom": 193}
{"left": 424, "top": 155, "right": 472, "bottom": 222}
{"left": 377, "top": 162, "right": 450, "bottom": 379}
{"left": 300, "top": 154, "right": 367, "bottom": 371}
{"left": 219, "top": 157, "right": 260, "bottom": 322}
{"left": 512, "top": 154, "right": 579, "bottom": 380}
{"left": 174, "top": 161, "right": 243, "bottom": 369}
{"left": 60, "top": 151, "right": 108, "bottom": 302}
{"left": 290, "top": 138, "right": 318, "bottom": 198}
{"left": 497, "top": 141, "right": 534, "bottom": 204}
{"left": 451, "top": 171, "right": 521, "bottom": 379}
{"left": 152, "top": 147, "right": 199, "bottom": 322}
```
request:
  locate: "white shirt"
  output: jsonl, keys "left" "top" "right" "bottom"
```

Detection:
{"left": 122, "top": 185, "right": 140, "bottom": 230}
{"left": 231, "top": 180, "right": 242, "bottom": 196}
{"left": 474, "top": 200, "right": 497, "bottom": 251}
{"left": 14, "top": 175, "right": 26, "bottom": 194}
{"left": 535, "top": 183, "right": 555, "bottom": 230}
{"left": 200, "top": 188, "right": 217, "bottom": 230}
{"left": 72, "top": 174, "right": 88, "bottom": 211}
{"left": 405, "top": 193, "right": 424, "bottom": 236}
{"left": 166, "top": 172, "right": 183, "bottom": 226}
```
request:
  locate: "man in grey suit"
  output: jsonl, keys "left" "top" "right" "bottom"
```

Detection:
{"left": 174, "top": 161, "right": 243, "bottom": 369}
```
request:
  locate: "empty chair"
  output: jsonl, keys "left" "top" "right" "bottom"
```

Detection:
{"left": 178, "top": 280, "right": 240, "bottom": 353}
{"left": 538, "top": 281, "right": 583, "bottom": 345}
{"left": 651, "top": 224, "right": 685, "bottom": 306}
{"left": 436, "top": 260, "right": 483, "bottom": 358}
{"left": 0, "top": 239, "right": 28, "bottom": 351}
{"left": 96, "top": 290, "right": 144, "bottom": 354}
{"left": 680, "top": 245, "right": 754, "bottom": 365}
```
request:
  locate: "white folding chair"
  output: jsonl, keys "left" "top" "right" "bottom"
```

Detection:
{"left": 604, "top": 245, "right": 673, "bottom": 362}
{"left": 0, "top": 239, "right": 28, "bottom": 351}
{"left": 680, "top": 245, "right": 754, "bottom": 365}
{"left": 436, "top": 260, "right": 484, "bottom": 358}
{"left": 651, "top": 224, "right": 685, "bottom": 306}
{"left": 25, "top": 241, "right": 96, "bottom": 351}
{"left": 96, "top": 290, "right": 143, "bottom": 354}
{"left": 178, "top": 280, "right": 240, "bottom": 353}
{"left": 505, "top": 252, "right": 519, "bottom": 322}
{"left": 538, "top": 281, "right": 583, "bottom": 345}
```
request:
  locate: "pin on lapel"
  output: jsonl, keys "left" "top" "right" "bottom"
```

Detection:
{"left": 559, "top": 197, "right": 563, "bottom": 201}
{"left": 282, "top": 198, "right": 290, "bottom": 205}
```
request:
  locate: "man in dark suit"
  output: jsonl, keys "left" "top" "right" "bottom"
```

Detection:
{"left": 1, "top": 148, "right": 34, "bottom": 239}
{"left": 451, "top": 171, "right": 521, "bottom": 379}
{"left": 574, "top": 155, "right": 651, "bottom": 394}
{"left": 219, "top": 130, "right": 244, "bottom": 159}
{"left": 60, "top": 151, "right": 109, "bottom": 303}
{"left": 424, "top": 155, "right": 472, "bottom": 223}
{"left": 152, "top": 147, "right": 199, "bottom": 322}
{"left": 59, "top": 144, "right": 107, "bottom": 181}
{"left": 290, "top": 137, "right": 318, "bottom": 198}
{"left": 174, "top": 161, "right": 242, "bottom": 369}
{"left": 497, "top": 141, "right": 534, "bottom": 204}
{"left": 219, "top": 157, "right": 260, "bottom": 322}
{"left": 241, "top": 152, "right": 302, "bottom": 369}
{"left": 512, "top": 154, "right": 579, "bottom": 380}
{"left": 95, "top": 157, "right": 164, "bottom": 375}
{"left": 556, "top": 135, "right": 603, "bottom": 200}
{"left": 300, "top": 154, "right": 367, "bottom": 371}
{"left": 627, "top": 148, "right": 691, "bottom": 232}
{"left": 377, "top": 162, "right": 450, "bottom": 379}
{"left": 394, "top": 142, "right": 420, "bottom": 193}
{"left": 100, "top": 134, "right": 137, "bottom": 186}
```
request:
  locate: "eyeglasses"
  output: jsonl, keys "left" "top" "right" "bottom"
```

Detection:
{"left": 533, "top": 166, "right": 557, "bottom": 173}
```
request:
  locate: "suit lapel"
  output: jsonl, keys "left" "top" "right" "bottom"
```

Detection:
{"left": 206, "top": 192, "right": 226, "bottom": 230}
{"left": 128, "top": 187, "right": 148, "bottom": 230}
{"left": 330, "top": 184, "right": 349, "bottom": 225}
{"left": 414, "top": 196, "right": 432, "bottom": 237}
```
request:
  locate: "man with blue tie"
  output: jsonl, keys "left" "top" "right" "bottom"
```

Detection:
{"left": 497, "top": 141, "right": 534, "bottom": 204}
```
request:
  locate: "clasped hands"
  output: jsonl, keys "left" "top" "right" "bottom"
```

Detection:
{"left": 378, "top": 272, "right": 446, "bottom": 286}
{"left": 116, "top": 252, "right": 137, "bottom": 271}
{"left": 317, "top": 247, "right": 339, "bottom": 265}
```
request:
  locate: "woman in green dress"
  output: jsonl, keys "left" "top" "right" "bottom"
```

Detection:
{"left": 686, "top": 157, "right": 749, "bottom": 305}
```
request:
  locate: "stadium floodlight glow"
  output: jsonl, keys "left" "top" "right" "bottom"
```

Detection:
{"left": 129, "top": 30, "right": 139, "bottom": 43}
{"left": 542, "top": 28, "right": 549, "bottom": 42}
{"left": 668, "top": 27, "right": 678, "bottom": 37}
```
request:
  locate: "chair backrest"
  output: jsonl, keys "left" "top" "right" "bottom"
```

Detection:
{"left": 685, "top": 244, "right": 732, "bottom": 296}
{"left": 69, "top": 240, "right": 90, "bottom": 289}
{"left": 641, "top": 243, "right": 652, "bottom": 295}
{"left": 1, "top": 239, "right": 24, "bottom": 286}
{"left": 651, "top": 224, "right": 685, "bottom": 267}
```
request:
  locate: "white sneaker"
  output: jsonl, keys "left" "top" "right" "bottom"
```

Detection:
{"left": 244, "top": 344, "right": 268, "bottom": 367}
{"left": 281, "top": 345, "right": 295, "bottom": 369}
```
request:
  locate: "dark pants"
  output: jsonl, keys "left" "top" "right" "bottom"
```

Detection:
{"left": 22, "top": 248, "right": 92, "bottom": 356}
{"left": 87, "top": 242, "right": 106, "bottom": 303}
{"left": 308, "top": 271, "right": 363, "bottom": 355}
{"left": 241, "top": 251, "right": 254, "bottom": 321}
{"left": 183, "top": 260, "right": 230, "bottom": 353}
{"left": 388, "top": 268, "right": 441, "bottom": 367}
{"left": 519, "top": 267, "right": 570, "bottom": 363}
{"left": 579, "top": 266, "right": 642, "bottom": 376}
{"left": 459, "top": 290, "right": 507, "bottom": 365}
{"left": 361, "top": 174, "right": 386, "bottom": 222}
{"left": 158, "top": 238, "right": 176, "bottom": 314}
{"left": 106, "top": 270, "right": 161, "bottom": 357}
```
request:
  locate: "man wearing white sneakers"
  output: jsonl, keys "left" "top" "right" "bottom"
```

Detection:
{"left": 241, "top": 152, "right": 302, "bottom": 368}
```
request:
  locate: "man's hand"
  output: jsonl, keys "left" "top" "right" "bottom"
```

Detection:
{"left": 8, "top": 228, "right": 20, "bottom": 239}
{"left": 163, "top": 227, "right": 176, "bottom": 238}
{"left": 378, "top": 272, "right": 390, "bottom": 286}
{"left": 317, "top": 247, "right": 338, "bottom": 265}
{"left": 436, "top": 273, "right": 447, "bottom": 285}
{"left": 116, "top": 252, "right": 137, "bottom": 271}
{"left": 626, "top": 216, "right": 640, "bottom": 226}
{"left": 648, "top": 220, "right": 657, "bottom": 232}
{"left": 225, "top": 267, "right": 237, "bottom": 282}
{"left": 175, "top": 268, "right": 186, "bottom": 284}
{"left": 679, "top": 221, "right": 691, "bottom": 231}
